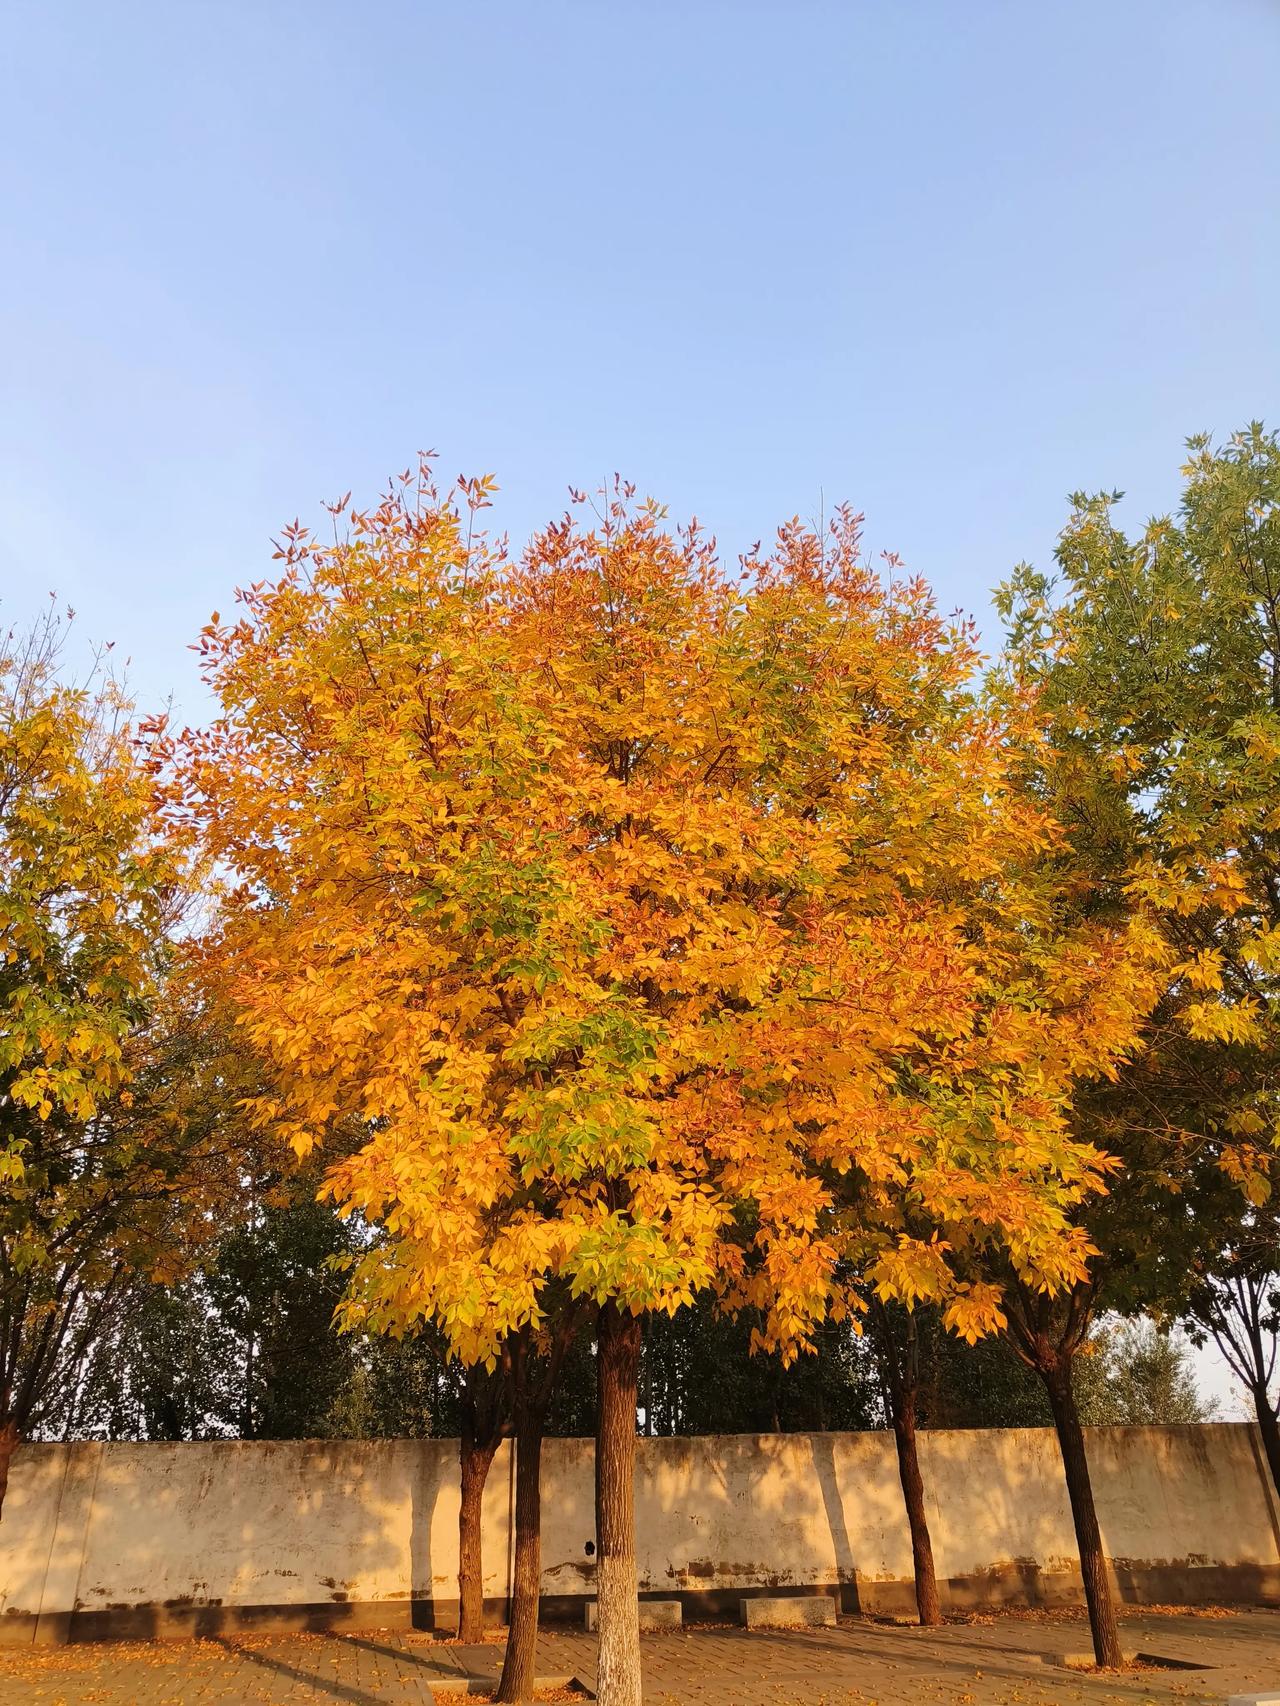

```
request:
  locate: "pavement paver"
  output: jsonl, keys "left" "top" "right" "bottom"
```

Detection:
{"left": 0, "top": 1609, "right": 1275, "bottom": 1705}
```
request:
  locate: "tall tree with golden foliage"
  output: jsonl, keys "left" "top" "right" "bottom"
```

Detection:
{"left": 179, "top": 460, "right": 1156, "bottom": 1704}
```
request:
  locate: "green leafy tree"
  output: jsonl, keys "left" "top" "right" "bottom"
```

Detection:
{"left": 0, "top": 612, "right": 242, "bottom": 1514}
{"left": 993, "top": 422, "right": 1280, "bottom": 1660}
{"left": 65, "top": 1272, "right": 241, "bottom": 1441}
{"left": 915, "top": 1311, "right": 1051, "bottom": 1428}
{"left": 69, "top": 1204, "right": 466, "bottom": 1445}
{"left": 1074, "top": 1320, "right": 1213, "bottom": 1426}
{"left": 326, "top": 1329, "right": 462, "bottom": 1441}
{"left": 640, "top": 1300, "right": 877, "bottom": 1436}
{"left": 207, "top": 1179, "right": 356, "bottom": 1440}
{"left": 915, "top": 1313, "right": 1212, "bottom": 1428}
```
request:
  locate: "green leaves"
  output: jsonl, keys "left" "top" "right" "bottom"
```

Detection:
{"left": 998, "top": 424, "right": 1280, "bottom": 1324}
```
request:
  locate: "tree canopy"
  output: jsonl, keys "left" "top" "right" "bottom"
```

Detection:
{"left": 170, "top": 462, "right": 1157, "bottom": 1378}
{"left": 0, "top": 608, "right": 246, "bottom": 1514}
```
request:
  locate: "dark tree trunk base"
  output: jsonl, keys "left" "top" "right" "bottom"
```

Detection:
{"left": 496, "top": 1410, "right": 544, "bottom": 1704}
{"left": 891, "top": 1407, "right": 942, "bottom": 1626}
{"left": 1044, "top": 1365, "right": 1124, "bottom": 1669}
{"left": 458, "top": 1434, "right": 498, "bottom": 1644}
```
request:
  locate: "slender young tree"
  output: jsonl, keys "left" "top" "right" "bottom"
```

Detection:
{"left": 1000, "top": 1279, "right": 1119, "bottom": 1663}
{"left": 866, "top": 1300, "right": 940, "bottom": 1626}
{"left": 1187, "top": 1214, "right": 1280, "bottom": 1495}
{"left": 333, "top": 1239, "right": 582, "bottom": 1694}
{"left": 952, "top": 1037, "right": 1260, "bottom": 1670}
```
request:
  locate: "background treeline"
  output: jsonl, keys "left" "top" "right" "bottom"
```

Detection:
{"left": 51, "top": 1175, "right": 1211, "bottom": 1444}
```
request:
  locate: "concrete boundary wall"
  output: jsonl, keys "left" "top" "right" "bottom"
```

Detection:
{"left": 2, "top": 1424, "right": 1278, "bottom": 1645}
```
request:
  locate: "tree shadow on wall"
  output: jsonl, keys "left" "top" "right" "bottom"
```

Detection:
{"left": 55, "top": 1436, "right": 441, "bottom": 1645}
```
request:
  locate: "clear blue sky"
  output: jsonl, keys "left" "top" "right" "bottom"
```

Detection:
{"left": 4, "top": 0, "right": 1274, "bottom": 1411}
{"left": 3, "top": 0, "right": 1278, "bottom": 724}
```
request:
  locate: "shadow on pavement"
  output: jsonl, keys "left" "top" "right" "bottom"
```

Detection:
{"left": 211, "top": 1636, "right": 396, "bottom": 1706}
{"left": 341, "top": 1631, "right": 474, "bottom": 1675}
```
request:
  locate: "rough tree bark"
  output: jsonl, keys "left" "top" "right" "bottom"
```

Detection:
{"left": 1003, "top": 1280, "right": 1123, "bottom": 1670}
{"left": 870, "top": 1303, "right": 941, "bottom": 1626}
{"left": 458, "top": 1364, "right": 510, "bottom": 1642}
{"left": 595, "top": 1302, "right": 642, "bottom": 1706}
{"left": 1043, "top": 1358, "right": 1124, "bottom": 1669}
{"left": 494, "top": 1310, "right": 581, "bottom": 1703}
{"left": 495, "top": 1403, "right": 545, "bottom": 1703}
{"left": 890, "top": 1396, "right": 941, "bottom": 1625}
{"left": 458, "top": 1428, "right": 499, "bottom": 1641}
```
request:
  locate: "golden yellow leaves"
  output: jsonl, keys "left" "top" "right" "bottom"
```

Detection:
{"left": 1184, "top": 999, "right": 1264, "bottom": 1047}
{"left": 942, "top": 1283, "right": 1009, "bottom": 1346}
{"left": 1244, "top": 923, "right": 1280, "bottom": 975}
{"left": 1217, "top": 1144, "right": 1275, "bottom": 1207}
{"left": 184, "top": 465, "right": 1163, "bottom": 1372}
{"left": 2, "top": 619, "right": 184, "bottom": 1140}
{"left": 1173, "top": 948, "right": 1226, "bottom": 992}
{"left": 869, "top": 1239, "right": 955, "bottom": 1309}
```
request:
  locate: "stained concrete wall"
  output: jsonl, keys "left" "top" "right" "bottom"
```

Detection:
{"left": 2, "top": 1424, "right": 1278, "bottom": 1643}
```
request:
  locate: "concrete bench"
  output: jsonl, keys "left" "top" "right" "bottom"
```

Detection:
{"left": 1052, "top": 1649, "right": 1138, "bottom": 1670}
{"left": 584, "top": 1598, "right": 683, "bottom": 1632}
{"left": 741, "top": 1595, "right": 836, "bottom": 1629}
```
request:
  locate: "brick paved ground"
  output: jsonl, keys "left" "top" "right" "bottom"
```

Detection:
{"left": 0, "top": 1609, "right": 1277, "bottom": 1705}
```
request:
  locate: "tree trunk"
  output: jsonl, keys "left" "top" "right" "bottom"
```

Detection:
{"left": 0, "top": 1419, "right": 18, "bottom": 1525}
{"left": 1044, "top": 1363, "right": 1124, "bottom": 1668}
{"left": 595, "top": 1303, "right": 642, "bottom": 1706}
{"left": 890, "top": 1392, "right": 942, "bottom": 1626}
{"left": 496, "top": 1407, "right": 544, "bottom": 1704}
{"left": 1252, "top": 1382, "right": 1280, "bottom": 1501}
{"left": 458, "top": 1429, "right": 498, "bottom": 1642}
{"left": 871, "top": 1302, "right": 941, "bottom": 1629}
